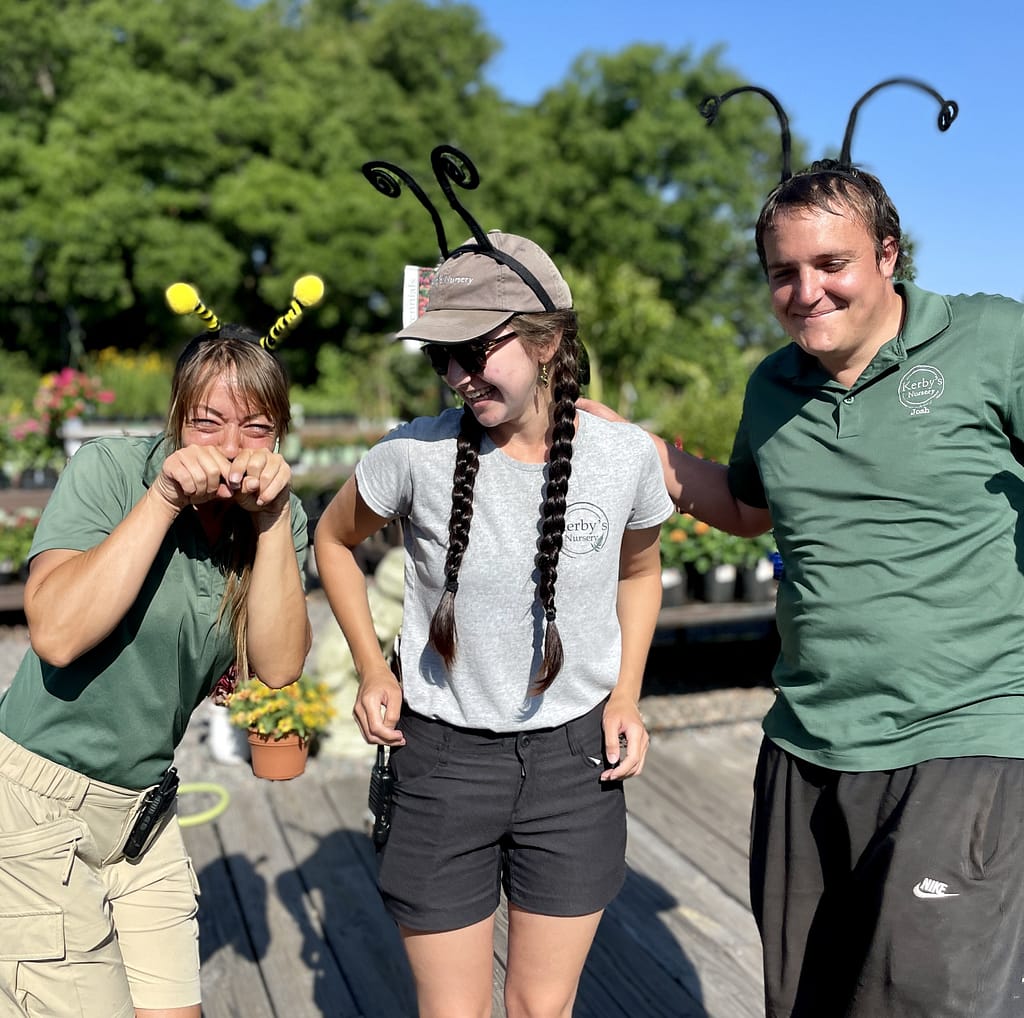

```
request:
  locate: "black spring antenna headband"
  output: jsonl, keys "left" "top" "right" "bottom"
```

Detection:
{"left": 361, "top": 144, "right": 557, "bottom": 311}
{"left": 361, "top": 144, "right": 489, "bottom": 261}
{"left": 839, "top": 77, "right": 958, "bottom": 165}
{"left": 701, "top": 85, "right": 794, "bottom": 181}
{"left": 699, "top": 77, "right": 959, "bottom": 182}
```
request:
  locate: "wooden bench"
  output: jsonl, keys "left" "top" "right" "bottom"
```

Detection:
{"left": 0, "top": 488, "right": 52, "bottom": 513}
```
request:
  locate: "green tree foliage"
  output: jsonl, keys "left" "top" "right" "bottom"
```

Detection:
{"left": 479, "top": 43, "right": 797, "bottom": 456}
{"left": 0, "top": 0, "right": 805, "bottom": 456}
{"left": 0, "top": 0, "right": 508, "bottom": 382}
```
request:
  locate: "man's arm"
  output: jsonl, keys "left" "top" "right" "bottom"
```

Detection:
{"left": 656, "top": 436, "right": 772, "bottom": 537}
{"left": 576, "top": 398, "right": 772, "bottom": 537}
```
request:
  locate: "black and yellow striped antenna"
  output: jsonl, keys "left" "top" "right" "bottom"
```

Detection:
{"left": 165, "top": 275, "right": 326, "bottom": 349}
{"left": 260, "top": 275, "right": 325, "bottom": 351}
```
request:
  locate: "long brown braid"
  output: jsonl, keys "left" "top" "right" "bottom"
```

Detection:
{"left": 530, "top": 315, "right": 580, "bottom": 693}
{"left": 427, "top": 408, "right": 483, "bottom": 666}
{"left": 426, "top": 311, "right": 580, "bottom": 695}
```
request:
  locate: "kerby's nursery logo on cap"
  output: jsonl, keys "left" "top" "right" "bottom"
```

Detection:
{"left": 396, "top": 230, "right": 574, "bottom": 345}
{"left": 897, "top": 364, "right": 944, "bottom": 415}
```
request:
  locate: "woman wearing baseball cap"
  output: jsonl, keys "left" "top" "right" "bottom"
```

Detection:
{"left": 315, "top": 151, "right": 672, "bottom": 1018}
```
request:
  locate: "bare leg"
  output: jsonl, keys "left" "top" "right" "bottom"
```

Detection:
{"left": 504, "top": 905, "right": 603, "bottom": 1018}
{"left": 401, "top": 914, "right": 497, "bottom": 1018}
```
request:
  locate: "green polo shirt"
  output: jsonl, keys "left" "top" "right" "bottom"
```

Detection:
{"left": 0, "top": 435, "right": 308, "bottom": 789}
{"left": 729, "top": 282, "right": 1024, "bottom": 770}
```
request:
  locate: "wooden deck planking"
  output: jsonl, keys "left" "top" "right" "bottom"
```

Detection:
{"left": 628, "top": 723, "right": 762, "bottom": 904}
{"left": 617, "top": 812, "right": 763, "bottom": 1017}
{"left": 186, "top": 817, "right": 278, "bottom": 1018}
{"left": 203, "top": 769, "right": 358, "bottom": 1017}
{"left": 576, "top": 908, "right": 707, "bottom": 1018}
{"left": 180, "top": 709, "right": 767, "bottom": 1018}
{"left": 273, "top": 775, "right": 419, "bottom": 1016}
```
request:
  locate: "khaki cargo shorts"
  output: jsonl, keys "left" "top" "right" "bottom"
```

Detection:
{"left": 0, "top": 733, "right": 201, "bottom": 1016}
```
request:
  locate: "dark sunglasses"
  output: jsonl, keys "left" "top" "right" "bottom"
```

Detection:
{"left": 421, "top": 332, "right": 517, "bottom": 377}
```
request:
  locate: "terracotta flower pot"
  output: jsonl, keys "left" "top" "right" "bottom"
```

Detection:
{"left": 246, "top": 731, "right": 310, "bottom": 780}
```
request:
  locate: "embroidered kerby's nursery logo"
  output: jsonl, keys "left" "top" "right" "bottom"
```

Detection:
{"left": 897, "top": 364, "right": 944, "bottom": 415}
{"left": 562, "top": 502, "right": 610, "bottom": 556}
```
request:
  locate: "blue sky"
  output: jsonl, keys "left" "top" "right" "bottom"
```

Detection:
{"left": 460, "top": 0, "right": 1022, "bottom": 302}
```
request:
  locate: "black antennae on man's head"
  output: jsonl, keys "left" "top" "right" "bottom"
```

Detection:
{"left": 700, "top": 76, "right": 958, "bottom": 184}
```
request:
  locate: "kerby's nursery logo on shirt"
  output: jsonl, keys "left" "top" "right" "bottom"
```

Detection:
{"left": 897, "top": 364, "right": 945, "bottom": 416}
{"left": 562, "top": 502, "right": 610, "bottom": 556}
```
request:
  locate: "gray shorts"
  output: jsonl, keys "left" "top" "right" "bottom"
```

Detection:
{"left": 379, "top": 698, "right": 626, "bottom": 932}
{"left": 0, "top": 733, "right": 200, "bottom": 1016}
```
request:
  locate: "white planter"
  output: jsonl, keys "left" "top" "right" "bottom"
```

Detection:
{"left": 207, "top": 706, "right": 251, "bottom": 765}
{"left": 661, "top": 567, "right": 686, "bottom": 607}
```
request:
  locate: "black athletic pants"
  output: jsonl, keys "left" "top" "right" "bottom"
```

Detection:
{"left": 750, "top": 740, "right": 1024, "bottom": 1018}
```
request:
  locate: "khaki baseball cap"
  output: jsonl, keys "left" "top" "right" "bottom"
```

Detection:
{"left": 396, "top": 230, "right": 573, "bottom": 344}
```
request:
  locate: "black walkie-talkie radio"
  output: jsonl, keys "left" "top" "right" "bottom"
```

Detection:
{"left": 123, "top": 766, "right": 179, "bottom": 860}
{"left": 368, "top": 745, "right": 393, "bottom": 848}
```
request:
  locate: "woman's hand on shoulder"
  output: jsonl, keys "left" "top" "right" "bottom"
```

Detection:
{"left": 352, "top": 662, "right": 406, "bottom": 747}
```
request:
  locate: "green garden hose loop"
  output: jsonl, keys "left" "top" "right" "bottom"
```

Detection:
{"left": 177, "top": 782, "right": 230, "bottom": 827}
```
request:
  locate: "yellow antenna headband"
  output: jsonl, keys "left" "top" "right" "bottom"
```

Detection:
{"left": 261, "top": 274, "right": 325, "bottom": 350}
{"left": 164, "top": 275, "right": 325, "bottom": 350}
{"left": 165, "top": 282, "right": 221, "bottom": 331}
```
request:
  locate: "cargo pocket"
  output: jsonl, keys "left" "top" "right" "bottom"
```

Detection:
{"left": 0, "top": 817, "right": 111, "bottom": 960}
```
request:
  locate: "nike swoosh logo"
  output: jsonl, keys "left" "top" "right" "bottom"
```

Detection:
{"left": 913, "top": 883, "right": 960, "bottom": 899}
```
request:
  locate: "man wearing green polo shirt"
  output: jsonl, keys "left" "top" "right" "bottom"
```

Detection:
{"left": 588, "top": 159, "right": 1024, "bottom": 1016}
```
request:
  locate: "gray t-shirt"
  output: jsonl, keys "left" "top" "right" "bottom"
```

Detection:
{"left": 355, "top": 408, "right": 673, "bottom": 730}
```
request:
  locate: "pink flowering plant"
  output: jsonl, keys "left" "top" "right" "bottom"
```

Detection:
{"left": 1, "top": 416, "right": 54, "bottom": 478}
{"left": 3, "top": 368, "right": 114, "bottom": 478}
{"left": 33, "top": 367, "right": 115, "bottom": 438}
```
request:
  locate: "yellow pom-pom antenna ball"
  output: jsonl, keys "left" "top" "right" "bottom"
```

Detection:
{"left": 164, "top": 274, "right": 324, "bottom": 349}
{"left": 293, "top": 274, "right": 325, "bottom": 308}
{"left": 164, "top": 282, "right": 221, "bottom": 331}
{"left": 261, "top": 274, "right": 326, "bottom": 350}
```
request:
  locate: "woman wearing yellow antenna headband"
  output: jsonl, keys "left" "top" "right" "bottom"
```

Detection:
{"left": 0, "top": 294, "right": 315, "bottom": 1017}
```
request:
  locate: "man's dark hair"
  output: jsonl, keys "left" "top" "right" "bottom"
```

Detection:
{"left": 754, "top": 159, "right": 904, "bottom": 277}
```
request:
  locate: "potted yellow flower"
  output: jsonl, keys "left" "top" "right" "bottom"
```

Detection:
{"left": 226, "top": 675, "right": 336, "bottom": 780}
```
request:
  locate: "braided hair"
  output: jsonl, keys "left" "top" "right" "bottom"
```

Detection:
{"left": 427, "top": 407, "right": 482, "bottom": 666}
{"left": 427, "top": 310, "right": 581, "bottom": 695}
